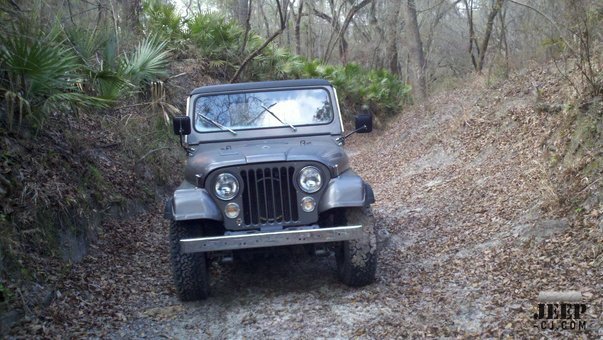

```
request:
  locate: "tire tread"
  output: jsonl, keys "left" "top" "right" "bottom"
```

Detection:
{"left": 170, "top": 220, "right": 210, "bottom": 301}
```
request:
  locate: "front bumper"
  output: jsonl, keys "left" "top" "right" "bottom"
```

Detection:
{"left": 180, "top": 225, "right": 362, "bottom": 253}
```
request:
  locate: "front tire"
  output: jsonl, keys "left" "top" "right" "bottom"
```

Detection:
{"left": 170, "top": 220, "right": 210, "bottom": 301}
{"left": 335, "top": 207, "right": 378, "bottom": 287}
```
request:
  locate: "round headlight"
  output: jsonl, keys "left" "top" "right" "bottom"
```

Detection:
{"left": 214, "top": 173, "right": 239, "bottom": 200}
{"left": 299, "top": 166, "right": 322, "bottom": 193}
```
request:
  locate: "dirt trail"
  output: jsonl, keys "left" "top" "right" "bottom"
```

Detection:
{"left": 10, "top": 70, "right": 602, "bottom": 338}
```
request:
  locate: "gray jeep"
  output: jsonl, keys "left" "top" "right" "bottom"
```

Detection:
{"left": 165, "top": 79, "right": 377, "bottom": 301}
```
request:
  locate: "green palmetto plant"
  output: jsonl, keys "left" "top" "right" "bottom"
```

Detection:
{"left": 253, "top": 48, "right": 305, "bottom": 80}
{"left": 141, "top": 0, "right": 187, "bottom": 53}
{"left": 187, "top": 13, "right": 244, "bottom": 62}
{"left": 122, "top": 37, "right": 174, "bottom": 125}
{"left": 121, "top": 36, "right": 170, "bottom": 88}
{"left": 64, "top": 26, "right": 129, "bottom": 101}
{"left": 290, "top": 59, "right": 410, "bottom": 120}
{"left": 0, "top": 15, "right": 171, "bottom": 131}
{"left": 0, "top": 23, "right": 111, "bottom": 129}
{"left": 64, "top": 25, "right": 170, "bottom": 101}
{"left": 275, "top": 55, "right": 305, "bottom": 79}
{"left": 300, "top": 59, "right": 323, "bottom": 78}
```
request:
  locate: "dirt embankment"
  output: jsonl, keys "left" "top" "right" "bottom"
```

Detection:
{"left": 7, "top": 64, "right": 603, "bottom": 338}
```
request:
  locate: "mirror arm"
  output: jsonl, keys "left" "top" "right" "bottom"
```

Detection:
{"left": 336, "top": 124, "right": 367, "bottom": 145}
{"left": 178, "top": 128, "right": 194, "bottom": 155}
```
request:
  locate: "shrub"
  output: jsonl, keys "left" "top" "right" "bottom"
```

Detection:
{"left": 141, "top": 0, "right": 187, "bottom": 53}
{"left": 0, "top": 16, "right": 171, "bottom": 130}
{"left": 187, "top": 13, "right": 243, "bottom": 62}
{"left": 0, "top": 22, "right": 110, "bottom": 129}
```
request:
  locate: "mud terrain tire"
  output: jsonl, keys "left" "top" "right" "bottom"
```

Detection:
{"left": 170, "top": 220, "right": 209, "bottom": 301}
{"left": 335, "top": 207, "right": 377, "bottom": 286}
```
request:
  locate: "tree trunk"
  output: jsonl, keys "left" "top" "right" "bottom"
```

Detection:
{"left": 236, "top": 0, "right": 249, "bottom": 27}
{"left": 258, "top": 2, "right": 271, "bottom": 37}
{"left": 293, "top": 0, "right": 304, "bottom": 55}
{"left": 118, "top": 0, "right": 141, "bottom": 34}
{"left": 498, "top": 5, "right": 509, "bottom": 78}
{"left": 239, "top": 0, "right": 253, "bottom": 54}
{"left": 231, "top": 0, "right": 287, "bottom": 83}
{"left": 313, "top": 7, "right": 341, "bottom": 62}
{"left": 339, "top": 37, "right": 348, "bottom": 64}
{"left": 462, "top": 0, "right": 479, "bottom": 71}
{"left": 368, "top": 1, "right": 385, "bottom": 69}
{"left": 323, "top": 0, "right": 373, "bottom": 63}
{"left": 477, "top": 0, "right": 504, "bottom": 72}
{"left": 423, "top": 0, "right": 459, "bottom": 72}
{"left": 306, "top": 10, "right": 313, "bottom": 58}
{"left": 403, "top": 0, "right": 426, "bottom": 102}
{"left": 385, "top": 1, "right": 401, "bottom": 74}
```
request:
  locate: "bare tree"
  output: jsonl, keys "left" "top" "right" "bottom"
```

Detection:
{"left": 463, "top": 0, "right": 505, "bottom": 73}
{"left": 496, "top": 3, "right": 509, "bottom": 77}
{"left": 231, "top": 0, "right": 289, "bottom": 83}
{"left": 229, "top": 0, "right": 599, "bottom": 91}
{"left": 312, "top": 3, "right": 344, "bottom": 62}
{"left": 422, "top": 0, "right": 461, "bottom": 69}
{"left": 239, "top": 0, "right": 253, "bottom": 54}
{"left": 236, "top": 0, "right": 250, "bottom": 26}
{"left": 404, "top": 0, "right": 427, "bottom": 101}
{"left": 257, "top": 1, "right": 272, "bottom": 37}
{"left": 313, "top": 0, "right": 373, "bottom": 63}
{"left": 326, "top": 0, "right": 372, "bottom": 63}
{"left": 117, "top": 0, "right": 141, "bottom": 34}
{"left": 290, "top": 0, "right": 305, "bottom": 55}
{"left": 382, "top": 1, "right": 401, "bottom": 74}
{"left": 367, "top": 1, "right": 385, "bottom": 69}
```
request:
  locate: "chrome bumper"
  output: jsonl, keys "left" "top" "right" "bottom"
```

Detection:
{"left": 180, "top": 225, "right": 362, "bottom": 253}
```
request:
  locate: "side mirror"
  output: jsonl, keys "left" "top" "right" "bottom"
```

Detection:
{"left": 355, "top": 111, "right": 372, "bottom": 133}
{"left": 173, "top": 116, "right": 191, "bottom": 135}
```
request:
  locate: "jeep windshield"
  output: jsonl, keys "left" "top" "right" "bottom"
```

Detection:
{"left": 193, "top": 88, "right": 333, "bottom": 133}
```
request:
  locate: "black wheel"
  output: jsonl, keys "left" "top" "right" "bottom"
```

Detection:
{"left": 170, "top": 220, "right": 210, "bottom": 301}
{"left": 335, "top": 207, "right": 377, "bottom": 287}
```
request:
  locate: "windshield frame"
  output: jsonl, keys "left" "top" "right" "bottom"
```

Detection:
{"left": 191, "top": 86, "right": 335, "bottom": 134}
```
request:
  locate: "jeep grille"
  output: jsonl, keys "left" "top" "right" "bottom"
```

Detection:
{"left": 240, "top": 166, "right": 299, "bottom": 226}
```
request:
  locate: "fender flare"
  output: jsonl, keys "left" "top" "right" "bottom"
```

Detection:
{"left": 318, "top": 170, "right": 375, "bottom": 213}
{"left": 165, "top": 183, "right": 223, "bottom": 221}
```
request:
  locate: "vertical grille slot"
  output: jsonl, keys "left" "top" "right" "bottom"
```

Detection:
{"left": 288, "top": 167, "right": 298, "bottom": 221}
{"left": 240, "top": 166, "right": 298, "bottom": 226}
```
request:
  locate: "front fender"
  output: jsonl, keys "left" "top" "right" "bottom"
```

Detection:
{"left": 318, "top": 170, "right": 375, "bottom": 212}
{"left": 166, "top": 182, "right": 223, "bottom": 221}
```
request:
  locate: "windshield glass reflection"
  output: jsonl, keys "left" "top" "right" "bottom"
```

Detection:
{"left": 193, "top": 88, "right": 333, "bottom": 132}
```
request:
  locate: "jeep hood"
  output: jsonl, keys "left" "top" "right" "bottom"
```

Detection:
{"left": 184, "top": 137, "right": 349, "bottom": 186}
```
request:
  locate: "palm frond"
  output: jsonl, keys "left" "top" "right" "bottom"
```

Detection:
{"left": 45, "top": 92, "right": 113, "bottom": 109}
{"left": 93, "top": 70, "right": 132, "bottom": 100}
{"left": 121, "top": 36, "right": 170, "bottom": 87}
{"left": 0, "top": 20, "right": 113, "bottom": 128}
{"left": 143, "top": 0, "right": 185, "bottom": 39}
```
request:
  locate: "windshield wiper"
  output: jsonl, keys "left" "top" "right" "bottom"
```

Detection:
{"left": 198, "top": 114, "right": 237, "bottom": 135}
{"left": 260, "top": 103, "right": 297, "bottom": 132}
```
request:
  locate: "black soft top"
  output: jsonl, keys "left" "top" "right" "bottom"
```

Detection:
{"left": 190, "top": 78, "right": 331, "bottom": 95}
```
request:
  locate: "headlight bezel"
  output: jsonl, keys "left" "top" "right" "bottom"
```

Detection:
{"left": 298, "top": 165, "right": 323, "bottom": 193}
{"left": 214, "top": 172, "right": 240, "bottom": 200}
